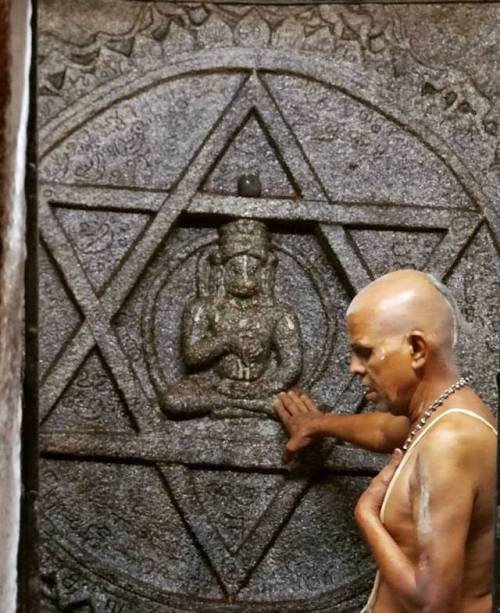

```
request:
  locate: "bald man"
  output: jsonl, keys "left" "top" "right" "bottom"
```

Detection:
{"left": 274, "top": 270, "right": 496, "bottom": 612}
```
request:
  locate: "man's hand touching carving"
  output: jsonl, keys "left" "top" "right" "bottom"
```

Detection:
{"left": 274, "top": 390, "right": 410, "bottom": 457}
{"left": 273, "top": 391, "right": 323, "bottom": 463}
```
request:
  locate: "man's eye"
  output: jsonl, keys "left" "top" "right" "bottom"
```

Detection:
{"left": 356, "top": 347, "right": 372, "bottom": 359}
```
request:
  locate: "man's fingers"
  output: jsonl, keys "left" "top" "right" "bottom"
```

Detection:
{"left": 378, "top": 449, "right": 404, "bottom": 484}
{"left": 273, "top": 395, "right": 290, "bottom": 414}
{"left": 287, "top": 390, "right": 309, "bottom": 414}
{"left": 387, "top": 448, "right": 403, "bottom": 472}
{"left": 274, "top": 391, "right": 319, "bottom": 465}
{"left": 300, "top": 393, "right": 321, "bottom": 414}
{"left": 283, "top": 438, "right": 301, "bottom": 464}
{"left": 286, "top": 438, "right": 302, "bottom": 453}
{"left": 273, "top": 398, "right": 291, "bottom": 425}
{"left": 277, "top": 391, "right": 302, "bottom": 415}
{"left": 392, "top": 448, "right": 403, "bottom": 464}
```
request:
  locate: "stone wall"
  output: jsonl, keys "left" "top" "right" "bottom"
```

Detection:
{"left": 27, "top": 2, "right": 500, "bottom": 611}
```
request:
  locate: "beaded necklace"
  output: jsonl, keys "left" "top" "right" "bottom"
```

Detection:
{"left": 402, "top": 376, "right": 470, "bottom": 453}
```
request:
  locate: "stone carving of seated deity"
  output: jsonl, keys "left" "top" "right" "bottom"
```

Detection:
{"left": 160, "top": 218, "right": 303, "bottom": 419}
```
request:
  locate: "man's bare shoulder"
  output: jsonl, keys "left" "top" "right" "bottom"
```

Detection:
{"left": 416, "top": 406, "right": 496, "bottom": 473}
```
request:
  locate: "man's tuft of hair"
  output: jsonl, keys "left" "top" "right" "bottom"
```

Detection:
{"left": 425, "top": 273, "right": 470, "bottom": 349}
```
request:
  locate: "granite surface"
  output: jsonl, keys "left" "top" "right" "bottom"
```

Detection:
{"left": 36, "top": 2, "right": 500, "bottom": 611}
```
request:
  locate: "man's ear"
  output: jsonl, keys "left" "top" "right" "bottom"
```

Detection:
{"left": 407, "top": 331, "right": 427, "bottom": 369}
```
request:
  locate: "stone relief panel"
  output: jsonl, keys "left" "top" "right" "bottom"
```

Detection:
{"left": 264, "top": 73, "right": 473, "bottom": 209}
{"left": 200, "top": 112, "right": 300, "bottom": 198}
{"left": 346, "top": 228, "right": 446, "bottom": 277}
{"left": 39, "top": 242, "right": 83, "bottom": 379}
{"left": 37, "top": 3, "right": 500, "bottom": 185}
{"left": 139, "top": 218, "right": 352, "bottom": 421}
{"left": 148, "top": 217, "right": 304, "bottom": 418}
{"left": 53, "top": 208, "right": 152, "bottom": 295}
{"left": 40, "top": 73, "right": 245, "bottom": 189}
{"left": 42, "top": 348, "right": 137, "bottom": 433}
{"left": 36, "top": 2, "right": 500, "bottom": 612}
{"left": 446, "top": 223, "right": 500, "bottom": 411}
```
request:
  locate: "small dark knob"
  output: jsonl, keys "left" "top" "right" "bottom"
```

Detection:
{"left": 238, "top": 174, "right": 262, "bottom": 197}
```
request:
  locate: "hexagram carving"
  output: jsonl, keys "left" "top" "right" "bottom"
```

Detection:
{"left": 35, "top": 9, "right": 499, "bottom": 610}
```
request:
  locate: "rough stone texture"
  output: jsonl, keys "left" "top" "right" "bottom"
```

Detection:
{"left": 35, "top": 2, "right": 500, "bottom": 611}
{"left": 0, "top": 1, "right": 30, "bottom": 612}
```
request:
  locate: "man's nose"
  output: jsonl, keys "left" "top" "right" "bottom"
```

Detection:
{"left": 349, "top": 354, "right": 365, "bottom": 375}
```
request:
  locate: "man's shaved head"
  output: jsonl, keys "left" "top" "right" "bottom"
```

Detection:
{"left": 425, "top": 274, "right": 459, "bottom": 348}
{"left": 345, "top": 270, "right": 461, "bottom": 413}
{"left": 347, "top": 270, "right": 457, "bottom": 356}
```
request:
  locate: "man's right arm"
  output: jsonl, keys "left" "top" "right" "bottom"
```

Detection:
{"left": 273, "top": 391, "right": 409, "bottom": 461}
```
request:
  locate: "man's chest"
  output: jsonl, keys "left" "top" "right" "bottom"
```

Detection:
{"left": 382, "top": 459, "right": 418, "bottom": 549}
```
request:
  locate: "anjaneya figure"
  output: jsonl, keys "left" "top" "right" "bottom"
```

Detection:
{"left": 160, "top": 218, "right": 302, "bottom": 418}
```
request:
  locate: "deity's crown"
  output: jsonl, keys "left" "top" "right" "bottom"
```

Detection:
{"left": 218, "top": 219, "right": 270, "bottom": 262}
